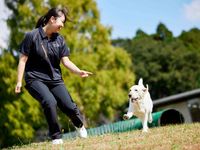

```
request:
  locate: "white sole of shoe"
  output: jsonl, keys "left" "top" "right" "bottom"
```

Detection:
{"left": 52, "top": 139, "right": 63, "bottom": 144}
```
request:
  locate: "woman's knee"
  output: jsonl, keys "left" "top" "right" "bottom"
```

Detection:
{"left": 41, "top": 95, "right": 57, "bottom": 109}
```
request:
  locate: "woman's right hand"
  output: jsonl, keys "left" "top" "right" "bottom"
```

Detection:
{"left": 15, "top": 82, "right": 22, "bottom": 94}
{"left": 15, "top": 54, "right": 28, "bottom": 94}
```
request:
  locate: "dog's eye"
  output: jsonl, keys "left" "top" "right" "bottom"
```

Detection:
{"left": 134, "top": 89, "right": 138, "bottom": 92}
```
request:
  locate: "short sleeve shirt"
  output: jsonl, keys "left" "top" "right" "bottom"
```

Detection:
{"left": 19, "top": 26, "right": 70, "bottom": 84}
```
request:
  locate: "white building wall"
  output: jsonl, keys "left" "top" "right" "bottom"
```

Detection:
{"left": 155, "top": 101, "right": 192, "bottom": 123}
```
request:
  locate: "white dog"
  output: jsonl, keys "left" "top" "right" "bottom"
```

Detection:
{"left": 123, "top": 78, "right": 153, "bottom": 132}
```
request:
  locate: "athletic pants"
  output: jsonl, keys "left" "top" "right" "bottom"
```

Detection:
{"left": 25, "top": 80, "right": 84, "bottom": 139}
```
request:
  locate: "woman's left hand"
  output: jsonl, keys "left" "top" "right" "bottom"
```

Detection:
{"left": 79, "top": 70, "right": 93, "bottom": 77}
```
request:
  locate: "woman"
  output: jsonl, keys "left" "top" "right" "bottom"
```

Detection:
{"left": 15, "top": 7, "right": 92, "bottom": 144}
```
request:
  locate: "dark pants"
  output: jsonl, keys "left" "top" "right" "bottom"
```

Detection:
{"left": 25, "top": 80, "right": 84, "bottom": 140}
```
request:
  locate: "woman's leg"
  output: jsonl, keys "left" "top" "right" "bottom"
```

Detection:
{"left": 26, "top": 80, "right": 62, "bottom": 139}
{"left": 50, "top": 84, "right": 84, "bottom": 128}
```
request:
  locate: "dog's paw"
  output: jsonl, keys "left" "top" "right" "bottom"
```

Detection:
{"left": 123, "top": 114, "right": 129, "bottom": 120}
{"left": 142, "top": 128, "right": 148, "bottom": 133}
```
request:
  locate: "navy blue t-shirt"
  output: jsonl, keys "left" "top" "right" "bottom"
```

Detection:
{"left": 20, "top": 26, "right": 70, "bottom": 84}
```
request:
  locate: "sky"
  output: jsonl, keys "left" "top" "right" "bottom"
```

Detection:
{"left": 96, "top": 0, "right": 200, "bottom": 39}
{"left": 0, "top": 0, "right": 10, "bottom": 49}
{"left": 1, "top": 0, "right": 200, "bottom": 48}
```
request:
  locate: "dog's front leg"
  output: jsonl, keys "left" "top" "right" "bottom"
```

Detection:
{"left": 142, "top": 112, "right": 149, "bottom": 132}
{"left": 123, "top": 100, "right": 133, "bottom": 120}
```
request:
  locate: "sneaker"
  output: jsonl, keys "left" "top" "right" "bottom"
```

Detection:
{"left": 52, "top": 139, "right": 63, "bottom": 144}
{"left": 76, "top": 126, "right": 87, "bottom": 138}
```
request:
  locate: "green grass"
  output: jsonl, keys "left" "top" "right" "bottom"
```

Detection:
{"left": 5, "top": 123, "right": 200, "bottom": 150}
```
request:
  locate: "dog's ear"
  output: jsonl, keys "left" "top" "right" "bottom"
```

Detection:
{"left": 138, "top": 78, "right": 144, "bottom": 87}
{"left": 146, "top": 84, "right": 149, "bottom": 91}
{"left": 142, "top": 84, "right": 149, "bottom": 92}
{"left": 142, "top": 88, "right": 147, "bottom": 92}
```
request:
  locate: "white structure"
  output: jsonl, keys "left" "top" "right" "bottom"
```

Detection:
{"left": 153, "top": 89, "right": 200, "bottom": 124}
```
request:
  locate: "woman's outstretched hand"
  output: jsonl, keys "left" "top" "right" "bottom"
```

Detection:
{"left": 79, "top": 70, "right": 93, "bottom": 77}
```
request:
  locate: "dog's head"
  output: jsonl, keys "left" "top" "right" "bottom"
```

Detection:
{"left": 128, "top": 78, "right": 148, "bottom": 103}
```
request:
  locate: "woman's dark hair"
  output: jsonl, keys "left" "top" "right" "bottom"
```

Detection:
{"left": 35, "top": 7, "right": 71, "bottom": 28}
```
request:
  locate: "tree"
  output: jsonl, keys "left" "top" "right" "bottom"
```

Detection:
{"left": 154, "top": 23, "right": 173, "bottom": 41}
{"left": 112, "top": 24, "right": 200, "bottom": 99}
{"left": 179, "top": 28, "right": 200, "bottom": 51}
{"left": 0, "top": 52, "right": 45, "bottom": 147}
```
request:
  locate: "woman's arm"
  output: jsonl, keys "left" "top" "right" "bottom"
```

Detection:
{"left": 15, "top": 54, "right": 28, "bottom": 93}
{"left": 61, "top": 56, "right": 92, "bottom": 77}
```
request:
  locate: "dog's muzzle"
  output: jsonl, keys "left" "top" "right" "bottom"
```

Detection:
{"left": 129, "top": 94, "right": 138, "bottom": 102}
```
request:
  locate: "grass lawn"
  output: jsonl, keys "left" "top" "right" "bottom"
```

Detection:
{"left": 6, "top": 123, "right": 200, "bottom": 150}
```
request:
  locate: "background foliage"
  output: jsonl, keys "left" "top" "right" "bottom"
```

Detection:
{"left": 112, "top": 23, "right": 200, "bottom": 99}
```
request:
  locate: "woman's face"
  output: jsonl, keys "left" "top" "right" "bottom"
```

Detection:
{"left": 50, "top": 13, "right": 65, "bottom": 33}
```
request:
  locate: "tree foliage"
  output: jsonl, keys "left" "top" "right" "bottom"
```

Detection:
{"left": 179, "top": 28, "right": 200, "bottom": 51}
{"left": 112, "top": 24, "right": 200, "bottom": 99}
{"left": 0, "top": 52, "right": 44, "bottom": 147}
